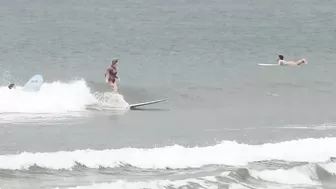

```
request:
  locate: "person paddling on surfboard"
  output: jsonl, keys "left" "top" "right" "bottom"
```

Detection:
{"left": 277, "top": 55, "right": 307, "bottom": 66}
{"left": 105, "top": 58, "right": 119, "bottom": 93}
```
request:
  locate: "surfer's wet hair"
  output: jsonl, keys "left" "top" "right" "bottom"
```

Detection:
{"left": 111, "top": 59, "right": 118, "bottom": 65}
{"left": 278, "top": 55, "right": 284, "bottom": 60}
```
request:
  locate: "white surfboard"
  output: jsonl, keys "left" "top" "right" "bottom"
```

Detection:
{"left": 129, "top": 98, "right": 167, "bottom": 109}
{"left": 258, "top": 63, "right": 280, "bottom": 66}
{"left": 22, "top": 74, "right": 44, "bottom": 92}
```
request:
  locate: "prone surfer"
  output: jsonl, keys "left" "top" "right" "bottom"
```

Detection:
{"left": 105, "top": 58, "right": 119, "bottom": 93}
{"left": 277, "top": 55, "right": 307, "bottom": 66}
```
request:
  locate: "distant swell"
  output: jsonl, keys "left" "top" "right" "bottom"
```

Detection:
{"left": 1, "top": 138, "right": 336, "bottom": 170}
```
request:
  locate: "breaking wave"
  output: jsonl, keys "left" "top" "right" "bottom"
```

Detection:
{"left": 1, "top": 137, "right": 336, "bottom": 170}
{"left": 0, "top": 79, "right": 129, "bottom": 122}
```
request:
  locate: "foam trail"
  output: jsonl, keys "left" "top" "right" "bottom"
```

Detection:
{"left": 1, "top": 138, "right": 336, "bottom": 170}
{"left": 93, "top": 92, "right": 129, "bottom": 110}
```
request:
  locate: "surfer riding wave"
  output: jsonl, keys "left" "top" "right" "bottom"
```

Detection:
{"left": 105, "top": 58, "right": 119, "bottom": 93}
{"left": 277, "top": 55, "right": 307, "bottom": 66}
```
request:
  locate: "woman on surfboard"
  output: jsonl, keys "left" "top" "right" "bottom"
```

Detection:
{"left": 277, "top": 55, "right": 307, "bottom": 66}
{"left": 105, "top": 58, "right": 119, "bottom": 93}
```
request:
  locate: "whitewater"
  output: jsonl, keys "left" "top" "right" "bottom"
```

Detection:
{"left": 0, "top": 79, "right": 130, "bottom": 122}
{"left": 1, "top": 137, "right": 336, "bottom": 170}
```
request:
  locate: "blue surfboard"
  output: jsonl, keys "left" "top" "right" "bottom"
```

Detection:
{"left": 22, "top": 74, "right": 44, "bottom": 92}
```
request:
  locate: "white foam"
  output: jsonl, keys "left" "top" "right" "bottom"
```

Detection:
{"left": 93, "top": 92, "right": 129, "bottom": 110}
{"left": 0, "top": 79, "right": 97, "bottom": 113}
{"left": 0, "top": 79, "right": 130, "bottom": 121}
{"left": 1, "top": 138, "right": 336, "bottom": 170}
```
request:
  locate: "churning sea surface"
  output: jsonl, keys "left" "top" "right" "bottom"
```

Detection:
{"left": 1, "top": 0, "right": 336, "bottom": 188}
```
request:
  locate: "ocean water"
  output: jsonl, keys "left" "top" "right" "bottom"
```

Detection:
{"left": 1, "top": 0, "right": 336, "bottom": 188}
